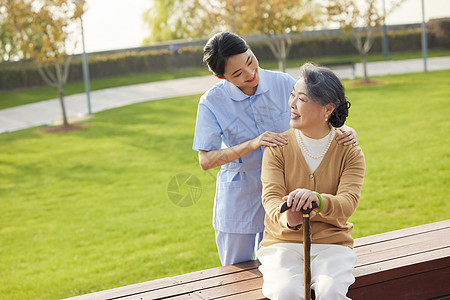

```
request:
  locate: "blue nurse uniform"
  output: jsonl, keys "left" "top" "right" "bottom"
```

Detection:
{"left": 193, "top": 67, "right": 295, "bottom": 263}
{"left": 193, "top": 67, "right": 295, "bottom": 233}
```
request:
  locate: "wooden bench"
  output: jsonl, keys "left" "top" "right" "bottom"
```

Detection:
{"left": 66, "top": 219, "right": 450, "bottom": 300}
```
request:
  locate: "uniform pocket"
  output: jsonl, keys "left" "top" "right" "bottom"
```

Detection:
{"left": 274, "top": 111, "right": 291, "bottom": 133}
{"left": 216, "top": 179, "right": 261, "bottom": 222}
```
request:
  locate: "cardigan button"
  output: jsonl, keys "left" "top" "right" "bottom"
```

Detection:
{"left": 309, "top": 174, "right": 313, "bottom": 179}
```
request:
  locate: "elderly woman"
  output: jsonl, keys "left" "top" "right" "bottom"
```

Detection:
{"left": 257, "top": 63, "right": 365, "bottom": 299}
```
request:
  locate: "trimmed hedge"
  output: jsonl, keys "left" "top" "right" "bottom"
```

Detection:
{"left": 0, "top": 25, "right": 448, "bottom": 91}
{"left": 0, "top": 48, "right": 205, "bottom": 91}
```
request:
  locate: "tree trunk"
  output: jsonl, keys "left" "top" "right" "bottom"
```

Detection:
{"left": 352, "top": 34, "right": 370, "bottom": 82}
{"left": 58, "top": 86, "right": 69, "bottom": 126}
{"left": 361, "top": 52, "right": 369, "bottom": 82}
{"left": 267, "top": 37, "right": 287, "bottom": 73}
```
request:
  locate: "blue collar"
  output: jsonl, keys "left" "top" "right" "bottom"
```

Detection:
{"left": 223, "top": 67, "right": 269, "bottom": 101}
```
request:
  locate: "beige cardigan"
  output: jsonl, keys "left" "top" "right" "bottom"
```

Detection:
{"left": 260, "top": 128, "right": 366, "bottom": 248}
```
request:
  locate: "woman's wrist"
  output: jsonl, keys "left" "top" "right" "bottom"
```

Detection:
{"left": 248, "top": 138, "right": 260, "bottom": 151}
{"left": 287, "top": 221, "right": 301, "bottom": 230}
{"left": 314, "top": 192, "right": 323, "bottom": 213}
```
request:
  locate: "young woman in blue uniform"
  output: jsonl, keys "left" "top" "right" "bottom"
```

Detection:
{"left": 193, "top": 32, "right": 358, "bottom": 266}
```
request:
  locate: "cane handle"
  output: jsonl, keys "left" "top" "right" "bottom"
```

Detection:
{"left": 280, "top": 201, "right": 318, "bottom": 214}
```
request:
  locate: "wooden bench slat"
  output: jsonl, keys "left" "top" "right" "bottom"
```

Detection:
{"left": 133, "top": 268, "right": 261, "bottom": 299}
{"left": 353, "top": 248, "right": 450, "bottom": 282}
{"left": 66, "top": 277, "right": 179, "bottom": 300}
{"left": 116, "top": 277, "right": 264, "bottom": 300}
{"left": 172, "top": 260, "right": 259, "bottom": 285}
{"left": 354, "top": 227, "right": 450, "bottom": 265}
{"left": 213, "top": 288, "right": 266, "bottom": 300}
{"left": 354, "top": 219, "right": 450, "bottom": 247}
{"left": 191, "top": 277, "right": 264, "bottom": 300}
{"left": 143, "top": 292, "right": 205, "bottom": 300}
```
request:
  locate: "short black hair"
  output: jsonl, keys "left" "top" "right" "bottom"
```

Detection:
{"left": 300, "top": 63, "right": 351, "bottom": 127}
{"left": 203, "top": 32, "right": 249, "bottom": 78}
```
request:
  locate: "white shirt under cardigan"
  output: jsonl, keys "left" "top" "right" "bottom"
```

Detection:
{"left": 294, "top": 128, "right": 337, "bottom": 173}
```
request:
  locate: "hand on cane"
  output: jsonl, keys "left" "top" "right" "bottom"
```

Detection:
{"left": 283, "top": 189, "right": 318, "bottom": 228}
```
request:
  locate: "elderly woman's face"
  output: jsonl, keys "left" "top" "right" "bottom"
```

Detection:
{"left": 288, "top": 78, "right": 327, "bottom": 134}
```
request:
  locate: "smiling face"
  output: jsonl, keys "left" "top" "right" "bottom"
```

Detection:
{"left": 222, "top": 49, "right": 259, "bottom": 96}
{"left": 289, "top": 78, "right": 335, "bottom": 138}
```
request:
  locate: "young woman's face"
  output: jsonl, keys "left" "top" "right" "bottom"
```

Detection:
{"left": 289, "top": 78, "right": 329, "bottom": 133}
{"left": 222, "top": 49, "right": 259, "bottom": 95}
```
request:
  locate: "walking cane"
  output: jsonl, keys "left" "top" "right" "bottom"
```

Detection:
{"left": 281, "top": 201, "right": 319, "bottom": 300}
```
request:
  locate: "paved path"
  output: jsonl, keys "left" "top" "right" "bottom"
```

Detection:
{"left": 1, "top": 57, "right": 449, "bottom": 134}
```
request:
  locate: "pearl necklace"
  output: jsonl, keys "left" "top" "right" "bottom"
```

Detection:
{"left": 295, "top": 129, "right": 334, "bottom": 159}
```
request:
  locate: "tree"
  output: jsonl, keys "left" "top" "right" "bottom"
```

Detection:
{"left": 0, "top": 5, "right": 20, "bottom": 62}
{"left": 239, "top": 0, "right": 317, "bottom": 72}
{"left": 326, "top": 0, "right": 404, "bottom": 82}
{"left": 142, "top": 0, "right": 213, "bottom": 43}
{"left": 142, "top": 0, "right": 317, "bottom": 72}
{"left": 2, "top": 0, "right": 85, "bottom": 126}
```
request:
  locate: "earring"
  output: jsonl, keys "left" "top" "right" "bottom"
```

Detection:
{"left": 325, "top": 114, "right": 328, "bottom": 121}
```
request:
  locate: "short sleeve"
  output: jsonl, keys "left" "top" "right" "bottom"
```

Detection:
{"left": 192, "top": 102, "right": 223, "bottom": 151}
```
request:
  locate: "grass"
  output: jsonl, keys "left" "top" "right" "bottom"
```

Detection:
{"left": 1, "top": 70, "right": 449, "bottom": 299}
{"left": 345, "top": 71, "right": 450, "bottom": 235}
{"left": 276, "top": 49, "right": 450, "bottom": 70}
{"left": 0, "top": 96, "right": 220, "bottom": 299}
{"left": 1, "top": 49, "right": 449, "bottom": 110}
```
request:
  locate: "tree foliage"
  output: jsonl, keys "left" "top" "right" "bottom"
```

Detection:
{"left": 2, "top": 0, "right": 85, "bottom": 126}
{"left": 142, "top": 0, "right": 317, "bottom": 72}
{"left": 0, "top": 4, "right": 20, "bottom": 62}
{"left": 326, "top": 0, "right": 404, "bottom": 81}
{"left": 142, "top": 0, "right": 212, "bottom": 43}
{"left": 241, "top": 0, "right": 317, "bottom": 71}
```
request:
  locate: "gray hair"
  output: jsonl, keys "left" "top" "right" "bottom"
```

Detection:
{"left": 299, "top": 63, "right": 351, "bottom": 127}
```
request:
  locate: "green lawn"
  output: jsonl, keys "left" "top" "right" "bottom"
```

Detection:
{"left": 1, "top": 49, "right": 449, "bottom": 110}
{"left": 1, "top": 70, "right": 449, "bottom": 299}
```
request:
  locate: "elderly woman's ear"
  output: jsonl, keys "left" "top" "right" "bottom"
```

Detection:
{"left": 325, "top": 103, "right": 335, "bottom": 119}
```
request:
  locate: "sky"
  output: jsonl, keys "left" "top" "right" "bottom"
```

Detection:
{"left": 74, "top": 0, "right": 450, "bottom": 54}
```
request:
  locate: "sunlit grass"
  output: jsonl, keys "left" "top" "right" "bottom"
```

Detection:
{"left": 344, "top": 71, "right": 450, "bottom": 236}
{"left": 0, "top": 70, "right": 449, "bottom": 299}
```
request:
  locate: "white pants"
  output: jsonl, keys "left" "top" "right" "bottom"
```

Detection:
{"left": 215, "top": 230, "right": 263, "bottom": 266}
{"left": 257, "top": 243, "right": 356, "bottom": 300}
